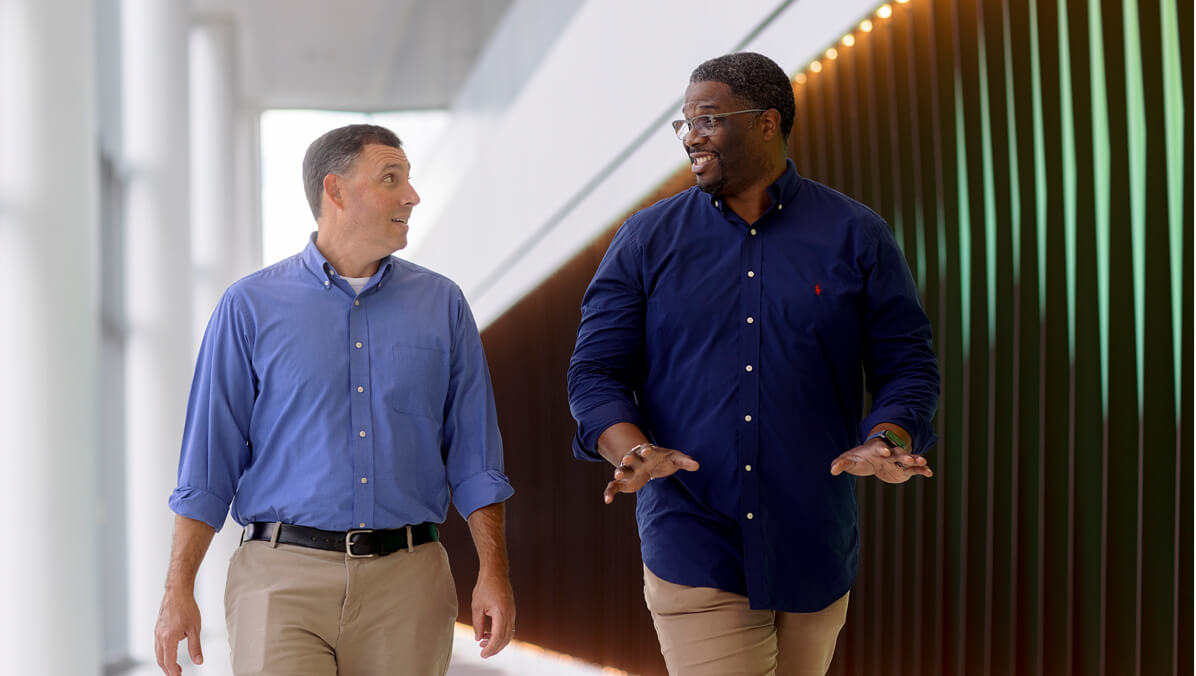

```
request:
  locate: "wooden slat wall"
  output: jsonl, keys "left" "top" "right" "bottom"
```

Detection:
{"left": 440, "top": 2, "right": 1191, "bottom": 674}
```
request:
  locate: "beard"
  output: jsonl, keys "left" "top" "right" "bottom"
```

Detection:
{"left": 696, "top": 173, "right": 726, "bottom": 195}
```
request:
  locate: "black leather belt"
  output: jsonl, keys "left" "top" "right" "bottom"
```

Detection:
{"left": 242, "top": 522, "right": 438, "bottom": 558}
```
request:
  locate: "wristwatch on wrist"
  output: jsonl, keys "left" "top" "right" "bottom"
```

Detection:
{"left": 866, "top": 429, "right": 906, "bottom": 450}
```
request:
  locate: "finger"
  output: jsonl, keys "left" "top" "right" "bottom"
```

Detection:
{"left": 893, "top": 452, "right": 926, "bottom": 466}
{"left": 161, "top": 636, "right": 179, "bottom": 676}
{"left": 829, "top": 458, "right": 850, "bottom": 475}
{"left": 472, "top": 604, "right": 485, "bottom": 641}
{"left": 602, "top": 476, "right": 621, "bottom": 502}
{"left": 671, "top": 453, "right": 700, "bottom": 472}
{"left": 187, "top": 630, "right": 204, "bottom": 665}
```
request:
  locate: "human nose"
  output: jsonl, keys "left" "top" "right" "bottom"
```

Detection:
{"left": 683, "top": 121, "right": 706, "bottom": 147}
{"left": 402, "top": 183, "right": 420, "bottom": 207}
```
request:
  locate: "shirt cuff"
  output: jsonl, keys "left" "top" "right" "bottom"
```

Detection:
{"left": 573, "top": 399, "right": 644, "bottom": 461}
{"left": 452, "top": 469, "right": 515, "bottom": 520}
{"left": 168, "top": 486, "right": 233, "bottom": 532}
{"left": 860, "top": 404, "right": 938, "bottom": 455}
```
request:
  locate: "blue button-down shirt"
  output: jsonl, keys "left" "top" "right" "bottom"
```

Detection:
{"left": 170, "top": 235, "right": 513, "bottom": 532}
{"left": 568, "top": 161, "right": 939, "bottom": 612}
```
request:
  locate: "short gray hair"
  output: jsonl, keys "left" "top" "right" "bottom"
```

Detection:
{"left": 302, "top": 124, "right": 402, "bottom": 220}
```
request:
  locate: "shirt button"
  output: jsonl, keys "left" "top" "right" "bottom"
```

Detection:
{"left": 746, "top": 317, "right": 755, "bottom": 324}
{"left": 745, "top": 464, "right": 752, "bottom": 471}
{"left": 745, "top": 365, "right": 753, "bottom": 372}
{"left": 747, "top": 270, "right": 755, "bottom": 278}
{"left": 745, "top": 414, "right": 752, "bottom": 422}
{"left": 357, "top": 386, "right": 365, "bottom": 393}
{"left": 746, "top": 512, "right": 754, "bottom": 519}
{"left": 777, "top": 203, "right": 783, "bottom": 210}
{"left": 361, "top": 477, "right": 368, "bottom": 484}
{"left": 359, "top": 523, "right": 366, "bottom": 528}
{"left": 750, "top": 228, "right": 757, "bottom": 235}
{"left": 324, "top": 280, "right": 330, "bottom": 288}
{"left": 354, "top": 299, "right": 360, "bottom": 306}
{"left": 359, "top": 430, "right": 367, "bottom": 438}
{"left": 714, "top": 199, "right": 720, "bottom": 207}
{"left": 355, "top": 341, "right": 363, "bottom": 349}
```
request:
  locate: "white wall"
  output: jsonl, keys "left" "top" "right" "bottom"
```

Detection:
{"left": 408, "top": 0, "right": 884, "bottom": 329}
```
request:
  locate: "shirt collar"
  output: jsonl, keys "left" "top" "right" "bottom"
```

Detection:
{"left": 300, "top": 232, "right": 395, "bottom": 291}
{"left": 708, "top": 158, "right": 803, "bottom": 212}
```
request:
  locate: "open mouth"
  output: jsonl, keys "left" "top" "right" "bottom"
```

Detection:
{"left": 391, "top": 217, "right": 408, "bottom": 224}
{"left": 690, "top": 153, "right": 716, "bottom": 173}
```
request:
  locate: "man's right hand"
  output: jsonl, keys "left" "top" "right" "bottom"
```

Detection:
{"left": 154, "top": 589, "right": 204, "bottom": 675}
{"left": 603, "top": 443, "right": 699, "bottom": 504}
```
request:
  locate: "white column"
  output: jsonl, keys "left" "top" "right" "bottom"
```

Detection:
{"left": 189, "top": 17, "right": 249, "bottom": 644}
{"left": 122, "top": 0, "right": 194, "bottom": 663}
{"left": 0, "top": 1, "right": 103, "bottom": 674}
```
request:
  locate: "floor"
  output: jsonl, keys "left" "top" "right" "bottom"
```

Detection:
{"left": 123, "top": 623, "right": 620, "bottom": 676}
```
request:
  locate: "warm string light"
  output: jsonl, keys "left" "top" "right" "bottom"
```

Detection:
{"left": 793, "top": 1, "right": 908, "bottom": 86}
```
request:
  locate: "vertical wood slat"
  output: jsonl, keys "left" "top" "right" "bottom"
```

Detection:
{"left": 443, "top": 3, "right": 1192, "bottom": 674}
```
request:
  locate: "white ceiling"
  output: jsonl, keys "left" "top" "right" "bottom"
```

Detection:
{"left": 192, "top": 0, "right": 513, "bottom": 111}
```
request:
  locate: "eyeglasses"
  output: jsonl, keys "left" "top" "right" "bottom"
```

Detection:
{"left": 670, "top": 109, "right": 767, "bottom": 140}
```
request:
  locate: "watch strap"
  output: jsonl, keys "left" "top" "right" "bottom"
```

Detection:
{"left": 866, "top": 429, "right": 907, "bottom": 449}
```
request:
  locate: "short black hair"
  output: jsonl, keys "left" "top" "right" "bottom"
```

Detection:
{"left": 302, "top": 124, "right": 402, "bottom": 220}
{"left": 690, "top": 52, "right": 795, "bottom": 141}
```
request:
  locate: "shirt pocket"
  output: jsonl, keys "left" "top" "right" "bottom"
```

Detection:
{"left": 382, "top": 344, "right": 449, "bottom": 420}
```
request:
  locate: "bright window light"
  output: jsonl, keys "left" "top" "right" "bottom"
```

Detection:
{"left": 260, "top": 109, "right": 449, "bottom": 267}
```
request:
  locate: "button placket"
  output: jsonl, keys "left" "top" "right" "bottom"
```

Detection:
{"left": 739, "top": 216, "right": 763, "bottom": 538}
{"left": 348, "top": 299, "right": 375, "bottom": 527}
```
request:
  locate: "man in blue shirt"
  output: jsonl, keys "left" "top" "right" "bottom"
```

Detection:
{"left": 154, "top": 124, "right": 515, "bottom": 676}
{"left": 568, "top": 53, "right": 940, "bottom": 675}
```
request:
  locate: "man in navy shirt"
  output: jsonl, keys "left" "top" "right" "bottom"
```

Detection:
{"left": 154, "top": 124, "right": 515, "bottom": 676}
{"left": 568, "top": 53, "right": 939, "bottom": 675}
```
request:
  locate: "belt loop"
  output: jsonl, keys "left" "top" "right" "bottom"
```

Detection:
{"left": 270, "top": 522, "right": 282, "bottom": 548}
{"left": 406, "top": 525, "right": 414, "bottom": 553}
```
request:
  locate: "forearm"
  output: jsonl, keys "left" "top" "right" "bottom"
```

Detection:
{"left": 466, "top": 502, "right": 509, "bottom": 579}
{"left": 163, "top": 514, "right": 217, "bottom": 594}
{"left": 595, "top": 421, "right": 651, "bottom": 467}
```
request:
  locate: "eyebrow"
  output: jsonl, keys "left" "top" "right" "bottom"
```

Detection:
{"left": 379, "top": 162, "right": 409, "bottom": 174}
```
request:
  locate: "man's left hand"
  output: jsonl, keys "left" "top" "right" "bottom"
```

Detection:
{"left": 830, "top": 438, "right": 933, "bottom": 483}
{"left": 472, "top": 571, "right": 516, "bottom": 658}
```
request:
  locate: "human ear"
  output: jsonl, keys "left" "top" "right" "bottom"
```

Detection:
{"left": 323, "top": 173, "right": 344, "bottom": 209}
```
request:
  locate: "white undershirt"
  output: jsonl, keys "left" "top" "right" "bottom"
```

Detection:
{"left": 344, "top": 276, "right": 370, "bottom": 294}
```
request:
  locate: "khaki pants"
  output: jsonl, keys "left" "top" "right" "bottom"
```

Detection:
{"left": 224, "top": 538, "right": 457, "bottom": 676}
{"left": 644, "top": 565, "right": 849, "bottom": 676}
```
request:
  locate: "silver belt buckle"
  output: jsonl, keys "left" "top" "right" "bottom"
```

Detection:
{"left": 345, "top": 529, "right": 376, "bottom": 558}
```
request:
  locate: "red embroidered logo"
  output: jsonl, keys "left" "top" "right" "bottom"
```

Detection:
{"left": 815, "top": 284, "right": 822, "bottom": 295}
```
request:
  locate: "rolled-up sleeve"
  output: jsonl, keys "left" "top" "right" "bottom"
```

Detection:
{"left": 442, "top": 290, "right": 514, "bottom": 519}
{"left": 567, "top": 222, "right": 648, "bottom": 461}
{"left": 168, "top": 290, "right": 256, "bottom": 531}
{"left": 858, "top": 218, "right": 941, "bottom": 454}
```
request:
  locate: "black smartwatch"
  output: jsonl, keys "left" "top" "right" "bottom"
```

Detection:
{"left": 866, "top": 429, "right": 906, "bottom": 450}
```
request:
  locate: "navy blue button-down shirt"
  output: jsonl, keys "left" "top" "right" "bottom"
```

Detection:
{"left": 170, "top": 235, "right": 513, "bottom": 532}
{"left": 568, "top": 161, "right": 939, "bottom": 612}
